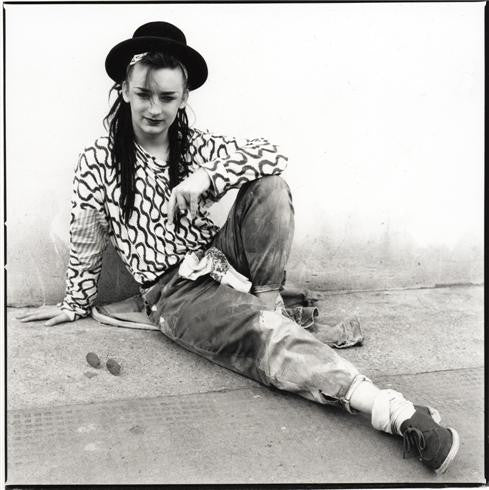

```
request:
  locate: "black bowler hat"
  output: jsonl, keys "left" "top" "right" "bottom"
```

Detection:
{"left": 105, "top": 21, "right": 208, "bottom": 90}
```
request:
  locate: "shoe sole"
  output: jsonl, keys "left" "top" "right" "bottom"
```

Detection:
{"left": 92, "top": 306, "right": 159, "bottom": 331}
{"left": 434, "top": 427, "right": 460, "bottom": 475}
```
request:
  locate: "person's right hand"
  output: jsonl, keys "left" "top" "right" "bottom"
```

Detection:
{"left": 167, "top": 168, "right": 212, "bottom": 223}
{"left": 16, "top": 305, "right": 72, "bottom": 326}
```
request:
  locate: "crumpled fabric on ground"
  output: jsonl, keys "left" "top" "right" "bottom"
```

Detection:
{"left": 277, "top": 290, "right": 364, "bottom": 348}
{"left": 92, "top": 294, "right": 158, "bottom": 330}
{"left": 275, "top": 288, "right": 320, "bottom": 329}
{"left": 308, "top": 316, "right": 364, "bottom": 349}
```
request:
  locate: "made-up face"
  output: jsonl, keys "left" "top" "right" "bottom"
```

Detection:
{"left": 122, "top": 62, "right": 188, "bottom": 142}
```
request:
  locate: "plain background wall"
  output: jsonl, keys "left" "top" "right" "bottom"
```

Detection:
{"left": 5, "top": 2, "right": 484, "bottom": 306}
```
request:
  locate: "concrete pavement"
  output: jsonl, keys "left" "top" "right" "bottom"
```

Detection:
{"left": 5, "top": 285, "right": 485, "bottom": 484}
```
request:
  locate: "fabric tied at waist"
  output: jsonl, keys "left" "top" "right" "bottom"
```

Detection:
{"left": 178, "top": 247, "right": 252, "bottom": 293}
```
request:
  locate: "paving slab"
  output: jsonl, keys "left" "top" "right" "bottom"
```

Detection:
{"left": 6, "top": 367, "right": 484, "bottom": 484}
{"left": 6, "top": 310, "right": 256, "bottom": 411}
{"left": 315, "top": 285, "right": 484, "bottom": 377}
{"left": 5, "top": 285, "right": 485, "bottom": 484}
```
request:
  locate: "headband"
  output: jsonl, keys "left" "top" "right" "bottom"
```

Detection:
{"left": 128, "top": 52, "right": 189, "bottom": 81}
{"left": 129, "top": 52, "right": 148, "bottom": 67}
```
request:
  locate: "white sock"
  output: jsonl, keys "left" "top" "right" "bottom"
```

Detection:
{"left": 371, "top": 389, "right": 416, "bottom": 435}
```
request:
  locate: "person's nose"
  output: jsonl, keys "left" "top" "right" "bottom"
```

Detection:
{"left": 148, "top": 97, "right": 163, "bottom": 115}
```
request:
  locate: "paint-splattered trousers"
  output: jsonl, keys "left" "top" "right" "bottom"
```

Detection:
{"left": 143, "top": 176, "right": 361, "bottom": 411}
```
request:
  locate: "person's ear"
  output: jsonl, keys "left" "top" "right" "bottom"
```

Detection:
{"left": 122, "top": 81, "right": 130, "bottom": 103}
{"left": 179, "top": 89, "right": 189, "bottom": 109}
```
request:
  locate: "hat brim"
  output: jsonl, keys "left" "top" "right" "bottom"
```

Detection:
{"left": 105, "top": 36, "right": 208, "bottom": 90}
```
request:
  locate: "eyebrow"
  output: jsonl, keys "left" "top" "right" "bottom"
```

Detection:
{"left": 135, "top": 87, "right": 178, "bottom": 95}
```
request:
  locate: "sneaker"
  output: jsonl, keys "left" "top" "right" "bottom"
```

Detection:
{"left": 401, "top": 409, "right": 459, "bottom": 474}
{"left": 414, "top": 405, "right": 441, "bottom": 423}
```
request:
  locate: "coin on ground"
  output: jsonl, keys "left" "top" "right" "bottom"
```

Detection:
{"left": 106, "top": 358, "right": 122, "bottom": 376}
{"left": 86, "top": 352, "right": 101, "bottom": 369}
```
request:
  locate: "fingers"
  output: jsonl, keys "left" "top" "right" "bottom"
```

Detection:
{"left": 17, "top": 311, "right": 54, "bottom": 322}
{"left": 16, "top": 306, "right": 70, "bottom": 326}
{"left": 167, "top": 191, "right": 176, "bottom": 224}
{"left": 176, "top": 194, "right": 187, "bottom": 215}
{"left": 168, "top": 185, "right": 201, "bottom": 224}
{"left": 168, "top": 191, "right": 189, "bottom": 223}
{"left": 16, "top": 310, "right": 38, "bottom": 320}
{"left": 45, "top": 313, "right": 70, "bottom": 327}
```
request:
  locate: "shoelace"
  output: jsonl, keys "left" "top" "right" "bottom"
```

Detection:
{"left": 403, "top": 427, "right": 426, "bottom": 459}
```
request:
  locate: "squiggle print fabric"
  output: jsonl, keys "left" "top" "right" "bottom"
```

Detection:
{"left": 60, "top": 128, "right": 287, "bottom": 319}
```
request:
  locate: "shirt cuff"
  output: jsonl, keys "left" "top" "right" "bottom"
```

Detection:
{"left": 58, "top": 301, "right": 88, "bottom": 321}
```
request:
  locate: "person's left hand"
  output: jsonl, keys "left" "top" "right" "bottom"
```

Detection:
{"left": 167, "top": 168, "right": 211, "bottom": 223}
{"left": 16, "top": 305, "right": 72, "bottom": 326}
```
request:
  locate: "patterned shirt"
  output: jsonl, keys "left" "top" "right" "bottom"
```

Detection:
{"left": 60, "top": 128, "right": 288, "bottom": 319}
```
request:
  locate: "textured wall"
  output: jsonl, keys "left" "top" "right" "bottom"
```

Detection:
{"left": 5, "top": 3, "right": 484, "bottom": 306}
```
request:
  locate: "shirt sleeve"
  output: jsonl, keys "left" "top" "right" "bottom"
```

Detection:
{"left": 189, "top": 129, "right": 288, "bottom": 200}
{"left": 59, "top": 147, "right": 109, "bottom": 320}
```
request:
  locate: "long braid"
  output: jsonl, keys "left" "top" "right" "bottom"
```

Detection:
{"left": 168, "top": 108, "right": 190, "bottom": 188}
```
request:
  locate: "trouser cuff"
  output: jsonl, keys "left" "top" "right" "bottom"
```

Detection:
{"left": 340, "top": 374, "right": 372, "bottom": 414}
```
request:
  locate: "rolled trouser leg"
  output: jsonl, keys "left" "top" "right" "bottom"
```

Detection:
{"left": 255, "top": 309, "right": 360, "bottom": 408}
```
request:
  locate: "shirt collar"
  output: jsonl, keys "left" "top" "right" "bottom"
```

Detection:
{"left": 135, "top": 142, "right": 168, "bottom": 172}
